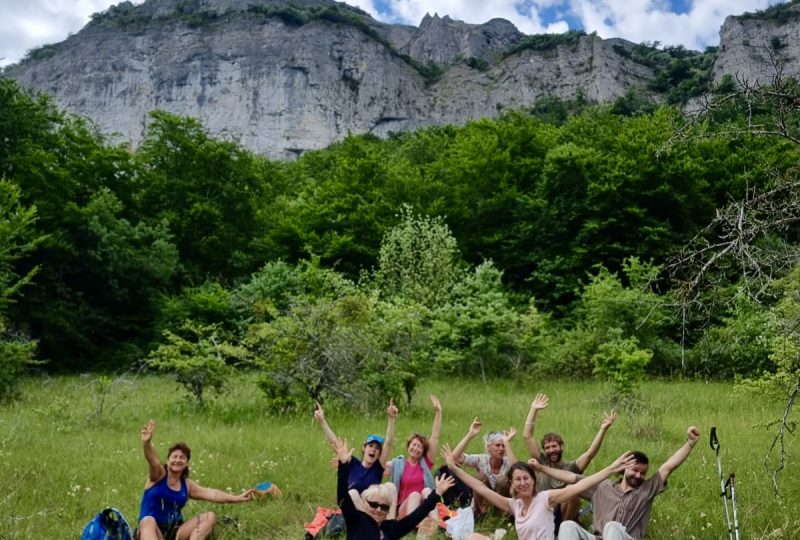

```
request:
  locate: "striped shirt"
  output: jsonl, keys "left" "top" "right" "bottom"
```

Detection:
{"left": 584, "top": 473, "right": 666, "bottom": 539}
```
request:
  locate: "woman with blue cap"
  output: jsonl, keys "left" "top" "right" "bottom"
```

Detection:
{"left": 314, "top": 399, "right": 397, "bottom": 493}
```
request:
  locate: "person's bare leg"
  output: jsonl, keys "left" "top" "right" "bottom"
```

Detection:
{"left": 176, "top": 511, "right": 216, "bottom": 540}
{"left": 398, "top": 491, "right": 423, "bottom": 518}
{"left": 561, "top": 496, "right": 581, "bottom": 521}
{"left": 137, "top": 517, "right": 164, "bottom": 540}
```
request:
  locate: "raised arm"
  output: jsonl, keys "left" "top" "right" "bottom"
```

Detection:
{"left": 658, "top": 426, "right": 700, "bottom": 482}
{"left": 441, "top": 444, "right": 513, "bottom": 514}
{"left": 379, "top": 398, "right": 398, "bottom": 468}
{"left": 393, "top": 472, "right": 456, "bottom": 537}
{"left": 529, "top": 458, "right": 581, "bottom": 485}
{"left": 575, "top": 410, "right": 618, "bottom": 472}
{"left": 333, "top": 437, "right": 356, "bottom": 505}
{"left": 141, "top": 420, "right": 164, "bottom": 483}
{"left": 451, "top": 416, "right": 482, "bottom": 466}
{"left": 314, "top": 402, "right": 339, "bottom": 446}
{"left": 426, "top": 395, "right": 443, "bottom": 463}
{"left": 523, "top": 394, "right": 549, "bottom": 460}
{"left": 503, "top": 427, "right": 518, "bottom": 465}
{"left": 187, "top": 481, "right": 256, "bottom": 504}
{"left": 549, "top": 451, "right": 635, "bottom": 507}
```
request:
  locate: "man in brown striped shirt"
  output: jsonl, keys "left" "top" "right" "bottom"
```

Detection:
{"left": 541, "top": 425, "right": 700, "bottom": 540}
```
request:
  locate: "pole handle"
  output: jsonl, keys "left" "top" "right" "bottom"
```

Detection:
{"left": 710, "top": 426, "right": 719, "bottom": 451}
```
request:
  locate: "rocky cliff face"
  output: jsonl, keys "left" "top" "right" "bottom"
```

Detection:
{"left": 712, "top": 3, "right": 800, "bottom": 85}
{"left": 6, "top": 0, "right": 799, "bottom": 159}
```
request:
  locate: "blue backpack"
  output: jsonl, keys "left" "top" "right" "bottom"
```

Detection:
{"left": 81, "top": 507, "right": 133, "bottom": 540}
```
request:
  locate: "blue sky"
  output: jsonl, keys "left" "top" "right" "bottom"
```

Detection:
{"left": 0, "top": 0, "right": 789, "bottom": 68}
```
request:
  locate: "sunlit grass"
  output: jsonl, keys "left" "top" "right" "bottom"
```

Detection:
{"left": 0, "top": 374, "right": 796, "bottom": 538}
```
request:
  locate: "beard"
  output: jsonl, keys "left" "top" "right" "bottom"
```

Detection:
{"left": 625, "top": 472, "right": 644, "bottom": 488}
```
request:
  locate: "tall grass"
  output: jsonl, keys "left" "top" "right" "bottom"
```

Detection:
{"left": 0, "top": 374, "right": 796, "bottom": 539}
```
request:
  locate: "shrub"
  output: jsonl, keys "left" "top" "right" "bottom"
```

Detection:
{"left": 0, "top": 324, "right": 39, "bottom": 401}
{"left": 592, "top": 332, "right": 652, "bottom": 407}
{"left": 147, "top": 322, "right": 247, "bottom": 406}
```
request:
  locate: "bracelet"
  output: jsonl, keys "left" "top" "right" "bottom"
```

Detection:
{"left": 525, "top": 421, "right": 534, "bottom": 425}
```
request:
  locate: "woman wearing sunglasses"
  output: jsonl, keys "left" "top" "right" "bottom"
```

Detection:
{"left": 442, "top": 444, "right": 636, "bottom": 540}
{"left": 333, "top": 437, "right": 455, "bottom": 540}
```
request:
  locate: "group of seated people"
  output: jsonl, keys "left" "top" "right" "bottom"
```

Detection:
{"left": 314, "top": 394, "right": 700, "bottom": 540}
{"left": 133, "top": 394, "right": 700, "bottom": 540}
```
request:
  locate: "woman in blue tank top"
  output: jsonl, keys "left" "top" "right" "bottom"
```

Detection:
{"left": 136, "top": 420, "right": 260, "bottom": 540}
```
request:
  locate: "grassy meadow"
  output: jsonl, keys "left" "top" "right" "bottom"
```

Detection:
{"left": 1, "top": 374, "right": 797, "bottom": 539}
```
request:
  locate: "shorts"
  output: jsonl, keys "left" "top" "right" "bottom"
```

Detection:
{"left": 134, "top": 520, "right": 184, "bottom": 540}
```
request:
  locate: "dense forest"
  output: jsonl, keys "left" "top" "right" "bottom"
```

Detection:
{"left": 1, "top": 75, "right": 799, "bottom": 413}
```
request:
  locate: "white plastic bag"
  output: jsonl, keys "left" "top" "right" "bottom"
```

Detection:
{"left": 445, "top": 506, "right": 474, "bottom": 540}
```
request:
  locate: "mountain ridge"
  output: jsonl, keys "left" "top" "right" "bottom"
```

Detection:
{"left": 5, "top": 0, "right": 800, "bottom": 158}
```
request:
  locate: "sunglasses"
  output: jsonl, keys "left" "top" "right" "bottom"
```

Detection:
{"left": 366, "top": 500, "right": 391, "bottom": 512}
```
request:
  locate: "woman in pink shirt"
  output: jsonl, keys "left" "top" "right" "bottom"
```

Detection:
{"left": 442, "top": 444, "right": 635, "bottom": 540}
{"left": 388, "top": 395, "right": 442, "bottom": 520}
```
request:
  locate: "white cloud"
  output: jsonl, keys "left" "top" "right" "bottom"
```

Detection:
{"left": 1, "top": 0, "right": 142, "bottom": 67}
{"left": 571, "top": 0, "right": 776, "bottom": 50}
{"left": 0, "top": 0, "right": 788, "bottom": 68}
{"left": 374, "top": 0, "right": 569, "bottom": 34}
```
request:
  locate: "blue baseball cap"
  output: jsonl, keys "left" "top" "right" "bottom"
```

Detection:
{"left": 364, "top": 434, "right": 384, "bottom": 449}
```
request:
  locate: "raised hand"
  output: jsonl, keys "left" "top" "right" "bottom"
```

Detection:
{"left": 434, "top": 473, "right": 456, "bottom": 496}
{"left": 503, "top": 427, "right": 517, "bottom": 442}
{"left": 610, "top": 451, "right": 636, "bottom": 473}
{"left": 527, "top": 458, "right": 542, "bottom": 470}
{"left": 387, "top": 398, "right": 398, "bottom": 419}
{"left": 601, "top": 410, "right": 618, "bottom": 429}
{"left": 441, "top": 443, "right": 458, "bottom": 469}
{"left": 430, "top": 394, "right": 441, "bottom": 412}
{"left": 332, "top": 437, "right": 354, "bottom": 464}
{"left": 314, "top": 401, "right": 325, "bottom": 423}
{"left": 141, "top": 420, "right": 155, "bottom": 444}
{"left": 468, "top": 416, "right": 482, "bottom": 437}
{"left": 687, "top": 426, "right": 700, "bottom": 443}
{"left": 531, "top": 393, "right": 549, "bottom": 411}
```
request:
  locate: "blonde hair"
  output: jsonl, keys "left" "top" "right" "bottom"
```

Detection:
{"left": 361, "top": 482, "right": 399, "bottom": 519}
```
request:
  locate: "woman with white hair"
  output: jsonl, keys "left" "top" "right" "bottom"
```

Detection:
{"left": 333, "top": 437, "right": 455, "bottom": 540}
{"left": 450, "top": 416, "right": 517, "bottom": 515}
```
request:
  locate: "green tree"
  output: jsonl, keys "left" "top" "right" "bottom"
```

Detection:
{"left": 269, "top": 134, "right": 422, "bottom": 277}
{"left": 537, "top": 258, "right": 678, "bottom": 379}
{"left": 431, "top": 262, "right": 534, "bottom": 381}
{"left": 135, "top": 111, "right": 271, "bottom": 282}
{"left": 371, "top": 206, "right": 465, "bottom": 307}
{"left": 1, "top": 79, "right": 178, "bottom": 369}
{"left": 0, "top": 180, "right": 43, "bottom": 399}
{"left": 520, "top": 106, "right": 762, "bottom": 308}
{"left": 147, "top": 321, "right": 248, "bottom": 406}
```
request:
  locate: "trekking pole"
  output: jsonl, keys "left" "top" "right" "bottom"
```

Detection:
{"left": 725, "top": 473, "right": 741, "bottom": 540}
{"left": 710, "top": 427, "right": 734, "bottom": 540}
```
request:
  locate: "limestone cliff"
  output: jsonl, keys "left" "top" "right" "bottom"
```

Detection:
{"left": 5, "top": 0, "right": 800, "bottom": 158}
{"left": 712, "top": 2, "right": 800, "bottom": 85}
